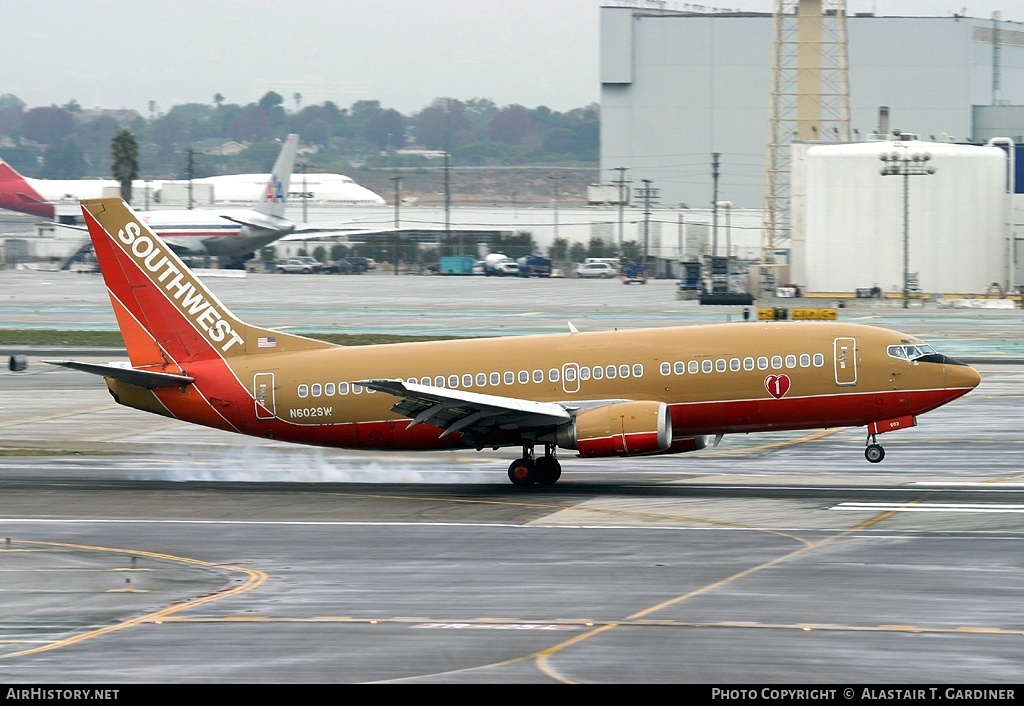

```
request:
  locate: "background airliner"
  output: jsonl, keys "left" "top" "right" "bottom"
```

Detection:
{"left": 0, "top": 143, "right": 383, "bottom": 222}
{"left": 50, "top": 197, "right": 982, "bottom": 487}
{"left": 52, "top": 135, "right": 364, "bottom": 268}
{"left": 173, "top": 172, "right": 384, "bottom": 206}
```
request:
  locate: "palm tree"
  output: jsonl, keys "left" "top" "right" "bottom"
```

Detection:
{"left": 110, "top": 129, "right": 139, "bottom": 203}
{"left": 213, "top": 93, "right": 224, "bottom": 109}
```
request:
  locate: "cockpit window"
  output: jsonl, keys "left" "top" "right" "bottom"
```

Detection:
{"left": 888, "top": 343, "right": 938, "bottom": 361}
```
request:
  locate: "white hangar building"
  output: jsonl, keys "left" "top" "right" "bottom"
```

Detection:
{"left": 791, "top": 136, "right": 1011, "bottom": 295}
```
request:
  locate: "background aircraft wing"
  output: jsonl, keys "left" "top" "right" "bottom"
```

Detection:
{"left": 280, "top": 217, "right": 373, "bottom": 240}
{"left": 357, "top": 379, "right": 571, "bottom": 439}
{"left": 219, "top": 213, "right": 295, "bottom": 232}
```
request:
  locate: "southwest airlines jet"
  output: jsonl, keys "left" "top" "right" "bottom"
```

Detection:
{"left": 49, "top": 197, "right": 981, "bottom": 486}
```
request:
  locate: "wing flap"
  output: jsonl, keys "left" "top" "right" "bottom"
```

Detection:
{"left": 357, "top": 379, "right": 571, "bottom": 436}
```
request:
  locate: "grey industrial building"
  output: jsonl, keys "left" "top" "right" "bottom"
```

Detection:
{"left": 599, "top": 4, "right": 1024, "bottom": 211}
{"left": 598, "top": 3, "right": 1024, "bottom": 295}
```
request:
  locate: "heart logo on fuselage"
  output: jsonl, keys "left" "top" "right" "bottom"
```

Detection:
{"left": 765, "top": 374, "right": 791, "bottom": 399}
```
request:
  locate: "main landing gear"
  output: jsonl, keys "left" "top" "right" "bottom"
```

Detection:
{"left": 507, "top": 444, "right": 562, "bottom": 487}
{"left": 864, "top": 432, "right": 885, "bottom": 464}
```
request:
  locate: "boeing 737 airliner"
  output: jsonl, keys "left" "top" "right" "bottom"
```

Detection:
{"left": 49, "top": 197, "right": 982, "bottom": 486}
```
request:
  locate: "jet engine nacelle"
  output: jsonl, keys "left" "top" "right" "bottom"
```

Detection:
{"left": 554, "top": 400, "right": 673, "bottom": 458}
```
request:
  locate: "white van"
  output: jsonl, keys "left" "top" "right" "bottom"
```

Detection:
{"left": 584, "top": 257, "right": 620, "bottom": 271}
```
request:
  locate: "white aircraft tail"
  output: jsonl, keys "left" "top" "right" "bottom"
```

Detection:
{"left": 254, "top": 134, "right": 299, "bottom": 218}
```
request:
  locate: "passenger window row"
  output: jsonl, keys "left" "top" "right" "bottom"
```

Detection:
{"left": 296, "top": 362, "right": 647, "bottom": 398}
{"left": 659, "top": 353, "right": 825, "bottom": 377}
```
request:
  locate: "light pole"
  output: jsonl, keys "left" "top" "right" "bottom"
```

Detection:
{"left": 390, "top": 175, "right": 402, "bottom": 276}
{"left": 879, "top": 145, "right": 936, "bottom": 308}
{"left": 614, "top": 166, "right": 628, "bottom": 255}
{"left": 716, "top": 201, "right": 732, "bottom": 257}
{"left": 548, "top": 173, "right": 564, "bottom": 242}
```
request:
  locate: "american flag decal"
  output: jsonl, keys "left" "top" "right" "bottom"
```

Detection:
{"left": 257, "top": 336, "right": 277, "bottom": 348}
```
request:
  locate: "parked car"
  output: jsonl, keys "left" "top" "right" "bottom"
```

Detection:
{"left": 344, "top": 256, "right": 373, "bottom": 273}
{"left": 276, "top": 258, "right": 318, "bottom": 274}
{"left": 575, "top": 261, "right": 617, "bottom": 279}
{"left": 324, "top": 259, "right": 357, "bottom": 274}
{"left": 291, "top": 256, "right": 324, "bottom": 273}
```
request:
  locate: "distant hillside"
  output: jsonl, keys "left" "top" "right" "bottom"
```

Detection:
{"left": 352, "top": 166, "right": 600, "bottom": 208}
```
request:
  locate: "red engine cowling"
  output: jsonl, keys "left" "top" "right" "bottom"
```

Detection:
{"left": 554, "top": 400, "right": 673, "bottom": 458}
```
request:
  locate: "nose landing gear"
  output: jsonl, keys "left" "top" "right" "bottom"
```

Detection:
{"left": 864, "top": 432, "right": 885, "bottom": 463}
{"left": 507, "top": 444, "right": 562, "bottom": 486}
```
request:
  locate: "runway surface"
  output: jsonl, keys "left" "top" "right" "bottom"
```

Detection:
{"left": 0, "top": 270, "right": 1022, "bottom": 684}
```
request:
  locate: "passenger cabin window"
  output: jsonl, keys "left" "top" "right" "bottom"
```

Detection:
{"left": 434, "top": 376, "right": 445, "bottom": 388}
{"left": 743, "top": 357, "right": 754, "bottom": 371}
{"left": 490, "top": 372, "right": 500, "bottom": 385}
{"left": 504, "top": 371, "right": 515, "bottom": 384}
{"left": 593, "top": 366, "right": 603, "bottom": 380}
{"left": 799, "top": 354, "right": 811, "bottom": 368}
{"left": 785, "top": 355, "right": 796, "bottom": 369}
{"left": 729, "top": 358, "right": 740, "bottom": 372}
{"left": 325, "top": 383, "right": 335, "bottom": 396}
{"left": 702, "top": 360, "right": 713, "bottom": 373}
{"left": 338, "top": 382, "right": 349, "bottom": 395}
{"left": 716, "top": 359, "right": 727, "bottom": 373}
{"left": 618, "top": 364, "right": 629, "bottom": 378}
{"left": 448, "top": 375, "right": 459, "bottom": 388}
{"left": 632, "top": 363, "right": 643, "bottom": 377}
{"left": 674, "top": 362, "right": 685, "bottom": 374}
{"left": 476, "top": 373, "right": 487, "bottom": 386}
{"left": 813, "top": 353, "right": 825, "bottom": 367}
{"left": 519, "top": 370, "right": 529, "bottom": 383}
{"left": 688, "top": 361, "right": 699, "bottom": 374}
{"left": 534, "top": 369, "right": 545, "bottom": 382}
{"left": 311, "top": 383, "right": 322, "bottom": 397}
{"left": 771, "top": 356, "right": 783, "bottom": 369}
{"left": 549, "top": 368, "right": 560, "bottom": 382}
{"left": 606, "top": 366, "right": 617, "bottom": 379}
{"left": 462, "top": 374, "right": 473, "bottom": 388}
{"left": 579, "top": 367, "right": 590, "bottom": 381}
{"left": 757, "top": 357, "right": 768, "bottom": 370}
{"left": 661, "top": 362, "right": 671, "bottom": 376}
{"left": 298, "top": 384, "right": 309, "bottom": 398}
{"left": 565, "top": 367, "right": 577, "bottom": 381}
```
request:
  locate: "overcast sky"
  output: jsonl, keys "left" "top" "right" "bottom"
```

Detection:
{"left": 5, "top": 0, "right": 1023, "bottom": 117}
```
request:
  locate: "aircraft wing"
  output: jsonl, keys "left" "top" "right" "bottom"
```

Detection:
{"left": 357, "top": 378, "right": 571, "bottom": 439}
{"left": 45, "top": 360, "right": 194, "bottom": 389}
{"left": 279, "top": 218, "right": 372, "bottom": 240}
{"left": 219, "top": 212, "right": 295, "bottom": 233}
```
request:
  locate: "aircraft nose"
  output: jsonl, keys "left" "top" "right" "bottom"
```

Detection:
{"left": 947, "top": 361, "right": 982, "bottom": 391}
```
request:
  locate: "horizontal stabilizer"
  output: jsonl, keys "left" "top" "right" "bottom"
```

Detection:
{"left": 44, "top": 360, "right": 194, "bottom": 389}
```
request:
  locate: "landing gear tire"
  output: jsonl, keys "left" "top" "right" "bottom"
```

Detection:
{"left": 865, "top": 444, "right": 885, "bottom": 463}
{"left": 508, "top": 458, "right": 536, "bottom": 486}
{"left": 534, "top": 456, "right": 562, "bottom": 486}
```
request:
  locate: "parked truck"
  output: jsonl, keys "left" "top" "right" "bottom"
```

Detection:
{"left": 483, "top": 253, "right": 519, "bottom": 276}
{"left": 516, "top": 254, "right": 552, "bottom": 277}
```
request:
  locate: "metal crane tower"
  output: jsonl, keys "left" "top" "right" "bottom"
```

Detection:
{"left": 762, "top": 0, "right": 852, "bottom": 275}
